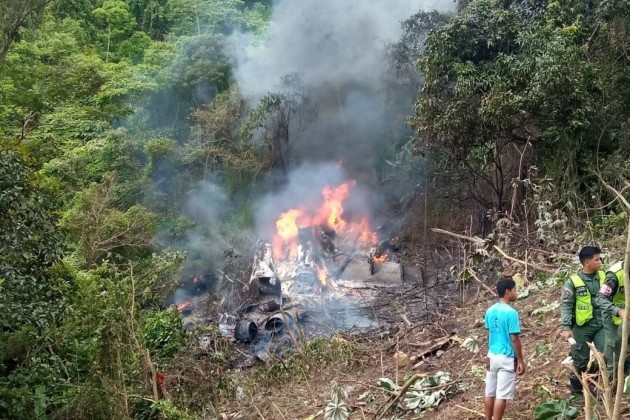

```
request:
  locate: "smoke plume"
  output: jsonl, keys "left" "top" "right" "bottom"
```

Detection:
{"left": 230, "top": 0, "right": 454, "bottom": 235}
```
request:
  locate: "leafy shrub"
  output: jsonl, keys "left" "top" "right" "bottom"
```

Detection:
{"left": 534, "top": 398, "right": 580, "bottom": 419}
{"left": 133, "top": 399, "right": 196, "bottom": 420}
{"left": 142, "top": 308, "right": 185, "bottom": 363}
{"left": 254, "top": 336, "right": 357, "bottom": 386}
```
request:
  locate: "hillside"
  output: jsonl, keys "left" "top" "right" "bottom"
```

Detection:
{"left": 213, "top": 260, "right": 628, "bottom": 420}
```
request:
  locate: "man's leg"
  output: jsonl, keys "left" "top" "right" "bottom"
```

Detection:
{"left": 586, "top": 324, "right": 607, "bottom": 395}
{"left": 613, "top": 324, "right": 630, "bottom": 377}
{"left": 592, "top": 323, "right": 606, "bottom": 354}
{"left": 492, "top": 356, "right": 516, "bottom": 420}
{"left": 493, "top": 399, "right": 507, "bottom": 420}
{"left": 604, "top": 321, "right": 618, "bottom": 378}
{"left": 485, "top": 357, "right": 498, "bottom": 420}
{"left": 484, "top": 397, "right": 494, "bottom": 420}
{"left": 570, "top": 326, "right": 589, "bottom": 394}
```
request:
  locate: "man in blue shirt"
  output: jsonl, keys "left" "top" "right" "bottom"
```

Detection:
{"left": 484, "top": 278, "right": 525, "bottom": 420}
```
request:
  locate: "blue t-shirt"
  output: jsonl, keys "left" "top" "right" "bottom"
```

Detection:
{"left": 485, "top": 301, "right": 521, "bottom": 357}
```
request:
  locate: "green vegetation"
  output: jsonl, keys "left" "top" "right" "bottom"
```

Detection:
{"left": 1, "top": 0, "right": 630, "bottom": 417}
{"left": 253, "top": 337, "right": 357, "bottom": 387}
{"left": 414, "top": 0, "right": 630, "bottom": 224}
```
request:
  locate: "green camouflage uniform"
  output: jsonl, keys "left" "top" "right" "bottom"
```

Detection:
{"left": 560, "top": 270, "right": 606, "bottom": 393}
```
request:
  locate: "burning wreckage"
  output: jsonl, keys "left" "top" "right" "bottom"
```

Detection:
{"left": 176, "top": 181, "right": 410, "bottom": 363}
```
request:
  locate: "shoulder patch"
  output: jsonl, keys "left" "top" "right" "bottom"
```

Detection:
{"left": 561, "top": 287, "right": 573, "bottom": 300}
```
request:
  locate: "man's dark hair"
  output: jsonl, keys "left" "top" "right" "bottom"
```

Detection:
{"left": 496, "top": 278, "right": 516, "bottom": 298}
{"left": 579, "top": 246, "right": 601, "bottom": 264}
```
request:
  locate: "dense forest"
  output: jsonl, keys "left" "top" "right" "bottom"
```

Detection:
{"left": 1, "top": 0, "right": 629, "bottom": 418}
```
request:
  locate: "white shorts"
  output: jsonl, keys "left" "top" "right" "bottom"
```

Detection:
{"left": 485, "top": 353, "right": 516, "bottom": 400}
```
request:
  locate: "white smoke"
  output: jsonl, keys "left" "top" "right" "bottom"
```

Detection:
{"left": 229, "top": 0, "right": 454, "bottom": 233}
{"left": 231, "top": 0, "right": 455, "bottom": 97}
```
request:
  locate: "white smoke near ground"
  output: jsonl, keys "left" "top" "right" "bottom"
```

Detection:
{"left": 178, "top": 180, "right": 231, "bottom": 281}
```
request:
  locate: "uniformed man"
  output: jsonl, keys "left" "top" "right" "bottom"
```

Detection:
{"left": 596, "top": 260, "right": 630, "bottom": 378}
{"left": 560, "top": 246, "right": 606, "bottom": 395}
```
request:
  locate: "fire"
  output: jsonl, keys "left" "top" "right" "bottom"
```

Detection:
{"left": 272, "top": 181, "right": 377, "bottom": 261}
{"left": 176, "top": 300, "right": 193, "bottom": 311}
{"left": 372, "top": 254, "right": 388, "bottom": 263}
{"left": 273, "top": 208, "right": 304, "bottom": 260}
{"left": 317, "top": 182, "right": 352, "bottom": 231}
{"left": 316, "top": 266, "right": 327, "bottom": 286}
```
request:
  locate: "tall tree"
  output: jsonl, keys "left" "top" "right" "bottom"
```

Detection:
{"left": 0, "top": 0, "right": 51, "bottom": 63}
{"left": 411, "top": 0, "right": 622, "bottom": 217}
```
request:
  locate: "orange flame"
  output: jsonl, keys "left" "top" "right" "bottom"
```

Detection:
{"left": 316, "top": 266, "right": 327, "bottom": 286}
{"left": 317, "top": 182, "right": 352, "bottom": 230}
{"left": 272, "top": 181, "right": 377, "bottom": 260}
{"left": 176, "top": 300, "right": 193, "bottom": 311}
{"left": 273, "top": 208, "right": 304, "bottom": 260}
{"left": 372, "top": 254, "right": 388, "bottom": 263}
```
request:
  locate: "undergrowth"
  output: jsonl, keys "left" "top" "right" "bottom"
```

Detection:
{"left": 252, "top": 336, "right": 358, "bottom": 388}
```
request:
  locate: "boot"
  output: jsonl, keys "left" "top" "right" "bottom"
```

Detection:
{"left": 569, "top": 375, "right": 583, "bottom": 395}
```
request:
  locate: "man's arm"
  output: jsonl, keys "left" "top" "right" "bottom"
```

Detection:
{"left": 510, "top": 333, "right": 525, "bottom": 375}
{"left": 595, "top": 272, "right": 622, "bottom": 319}
{"left": 508, "top": 310, "right": 524, "bottom": 374}
{"left": 560, "top": 278, "right": 575, "bottom": 338}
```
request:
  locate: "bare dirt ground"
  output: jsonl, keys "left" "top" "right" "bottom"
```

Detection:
{"left": 217, "top": 272, "right": 630, "bottom": 420}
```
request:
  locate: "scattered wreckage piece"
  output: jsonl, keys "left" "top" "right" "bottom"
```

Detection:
{"left": 247, "top": 243, "right": 282, "bottom": 300}
{"left": 234, "top": 320, "right": 258, "bottom": 342}
{"left": 263, "top": 310, "right": 302, "bottom": 335}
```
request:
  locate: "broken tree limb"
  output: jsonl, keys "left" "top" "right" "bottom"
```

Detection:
{"left": 430, "top": 228, "right": 554, "bottom": 274}
{"left": 385, "top": 323, "right": 429, "bottom": 352}
{"left": 332, "top": 252, "right": 356, "bottom": 279}
{"left": 376, "top": 373, "right": 424, "bottom": 420}
{"left": 469, "top": 270, "right": 497, "bottom": 296}
{"left": 431, "top": 228, "right": 484, "bottom": 244}
{"left": 410, "top": 336, "right": 458, "bottom": 366}
{"left": 596, "top": 173, "right": 630, "bottom": 209}
{"left": 332, "top": 233, "right": 363, "bottom": 279}
{"left": 454, "top": 404, "right": 485, "bottom": 418}
{"left": 491, "top": 245, "right": 554, "bottom": 274}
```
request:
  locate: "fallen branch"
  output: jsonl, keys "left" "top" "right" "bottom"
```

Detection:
{"left": 280, "top": 309, "right": 304, "bottom": 357}
{"left": 375, "top": 373, "right": 423, "bottom": 420}
{"left": 254, "top": 404, "right": 267, "bottom": 420}
{"left": 337, "top": 379, "right": 397, "bottom": 395}
{"left": 469, "top": 270, "right": 497, "bottom": 296}
{"left": 492, "top": 245, "right": 554, "bottom": 274}
{"left": 430, "top": 228, "right": 554, "bottom": 273}
{"left": 384, "top": 323, "right": 428, "bottom": 352}
{"left": 271, "top": 401, "right": 287, "bottom": 420}
{"left": 431, "top": 228, "right": 483, "bottom": 245}
{"left": 454, "top": 404, "right": 485, "bottom": 418}
{"left": 586, "top": 342, "right": 612, "bottom": 419}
